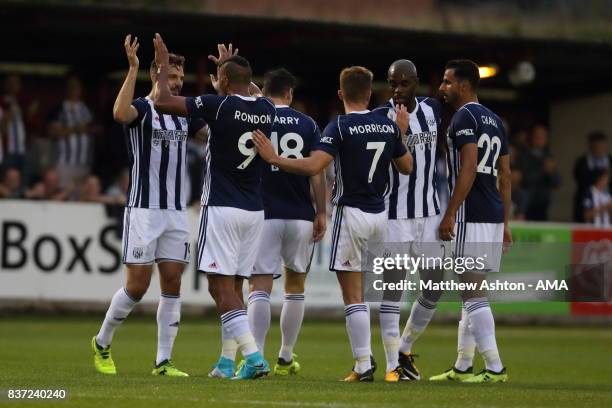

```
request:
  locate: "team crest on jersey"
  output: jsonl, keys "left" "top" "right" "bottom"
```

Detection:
{"left": 132, "top": 247, "right": 144, "bottom": 259}
{"left": 427, "top": 118, "right": 437, "bottom": 127}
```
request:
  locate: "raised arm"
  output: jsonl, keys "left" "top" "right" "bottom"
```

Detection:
{"left": 152, "top": 33, "right": 188, "bottom": 116}
{"left": 113, "top": 35, "right": 141, "bottom": 125}
{"left": 439, "top": 143, "right": 477, "bottom": 241}
{"left": 252, "top": 130, "right": 333, "bottom": 176}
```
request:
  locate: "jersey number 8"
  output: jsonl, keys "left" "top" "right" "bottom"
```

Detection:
{"left": 270, "top": 132, "right": 304, "bottom": 171}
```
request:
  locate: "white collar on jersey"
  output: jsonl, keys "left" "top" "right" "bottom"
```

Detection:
{"left": 275, "top": 104, "right": 290, "bottom": 108}
{"left": 348, "top": 109, "right": 370, "bottom": 114}
{"left": 389, "top": 97, "right": 420, "bottom": 115}
{"left": 234, "top": 94, "right": 256, "bottom": 101}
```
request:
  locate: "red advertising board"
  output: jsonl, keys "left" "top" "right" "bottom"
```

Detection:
{"left": 571, "top": 228, "right": 612, "bottom": 316}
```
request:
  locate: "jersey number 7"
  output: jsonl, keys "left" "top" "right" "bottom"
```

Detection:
{"left": 366, "top": 142, "right": 386, "bottom": 183}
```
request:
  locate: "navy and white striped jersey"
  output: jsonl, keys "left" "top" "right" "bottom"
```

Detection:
{"left": 583, "top": 186, "right": 611, "bottom": 227}
{"left": 0, "top": 97, "right": 27, "bottom": 155}
{"left": 125, "top": 97, "right": 205, "bottom": 211}
{"left": 314, "top": 110, "right": 407, "bottom": 214}
{"left": 374, "top": 97, "right": 442, "bottom": 219}
{"left": 262, "top": 105, "right": 320, "bottom": 221}
{"left": 49, "top": 100, "right": 93, "bottom": 166}
{"left": 446, "top": 102, "right": 508, "bottom": 223}
{"left": 185, "top": 94, "right": 276, "bottom": 211}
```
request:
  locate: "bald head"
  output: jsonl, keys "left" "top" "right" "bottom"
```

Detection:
{"left": 388, "top": 59, "right": 417, "bottom": 78}
{"left": 387, "top": 59, "right": 419, "bottom": 107}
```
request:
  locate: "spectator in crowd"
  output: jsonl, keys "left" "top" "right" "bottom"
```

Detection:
{"left": 0, "top": 74, "right": 35, "bottom": 178}
{"left": 105, "top": 167, "right": 129, "bottom": 204}
{"left": 508, "top": 144, "right": 527, "bottom": 220}
{"left": 518, "top": 124, "right": 561, "bottom": 221}
{"left": 510, "top": 127, "right": 529, "bottom": 152}
{"left": 573, "top": 131, "right": 611, "bottom": 222}
{"left": 0, "top": 167, "right": 24, "bottom": 199}
{"left": 0, "top": 104, "right": 4, "bottom": 169}
{"left": 77, "top": 174, "right": 120, "bottom": 204}
{"left": 25, "top": 167, "right": 71, "bottom": 201}
{"left": 510, "top": 167, "right": 528, "bottom": 220}
{"left": 582, "top": 169, "right": 611, "bottom": 227}
{"left": 47, "top": 75, "right": 96, "bottom": 188}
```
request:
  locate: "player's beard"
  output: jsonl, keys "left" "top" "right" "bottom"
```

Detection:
{"left": 170, "top": 87, "right": 181, "bottom": 96}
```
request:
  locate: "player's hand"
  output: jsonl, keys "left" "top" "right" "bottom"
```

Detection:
{"left": 153, "top": 33, "right": 169, "bottom": 68}
{"left": 209, "top": 43, "right": 239, "bottom": 92}
{"left": 313, "top": 213, "right": 327, "bottom": 242}
{"left": 210, "top": 73, "right": 221, "bottom": 93}
{"left": 438, "top": 213, "right": 456, "bottom": 241}
{"left": 251, "top": 130, "right": 278, "bottom": 163}
{"left": 395, "top": 104, "right": 409, "bottom": 137}
{"left": 124, "top": 34, "right": 139, "bottom": 69}
{"left": 502, "top": 225, "right": 512, "bottom": 254}
{"left": 208, "top": 43, "right": 238, "bottom": 67}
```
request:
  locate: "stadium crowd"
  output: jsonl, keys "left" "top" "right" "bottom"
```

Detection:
{"left": 0, "top": 73, "right": 610, "bottom": 225}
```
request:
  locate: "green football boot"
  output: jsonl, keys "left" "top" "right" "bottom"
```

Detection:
{"left": 151, "top": 359, "right": 189, "bottom": 377}
{"left": 91, "top": 336, "right": 116, "bottom": 375}
{"left": 464, "top": 368, "right": 508, "bottom": 383}
{"left": 274, "top": 354, "right": 301, "bottom": 376}
{"left": 429, "top": 366, "right": 474, "bottom": 382}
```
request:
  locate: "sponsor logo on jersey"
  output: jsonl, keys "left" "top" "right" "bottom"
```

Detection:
{"left": 456, "top": 128, "right": 475, "bottom": 137}
{"left": 152, "top": 129, "right": 188, "bottom": 146}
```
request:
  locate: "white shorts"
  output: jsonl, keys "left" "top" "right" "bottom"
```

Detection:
{"left": 329, "top": 205, "right": 387, "bottom": 272}
{"left": 387, "top": 214, "right": 442, "bottom": 258}
{"left": 122, "top": 207, "right": 190, "bottom": 265}
{"left": 453, "top": 222, "right": 504, "bottom": 273}
{"left": 197, "top": 206, "right": 264, "bottom": 278}
{"left": 252, "top": 219, "right": 315, "bottom": 276}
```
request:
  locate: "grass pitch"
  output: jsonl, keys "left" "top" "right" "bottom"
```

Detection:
{"left": 1, "top": 315, "right": 611, "bottom": 407}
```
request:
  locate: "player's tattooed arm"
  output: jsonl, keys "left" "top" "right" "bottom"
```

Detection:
{"left": 439, "top": 143, "right": 477, "bottom": 241}
{"left": 152, "top": 33, "right": 188, "bottom": 116}
{"left": 113, "top": 35, "right": 140, "bottom": 125}
{"left": 252, "top": 130, "right": 333, "bottom": 176}
{"left": 310, "top": 172, "right": 328, "bottom": 241}
{"left": 497, "top": 154, "right": 513, "bottom": 252}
